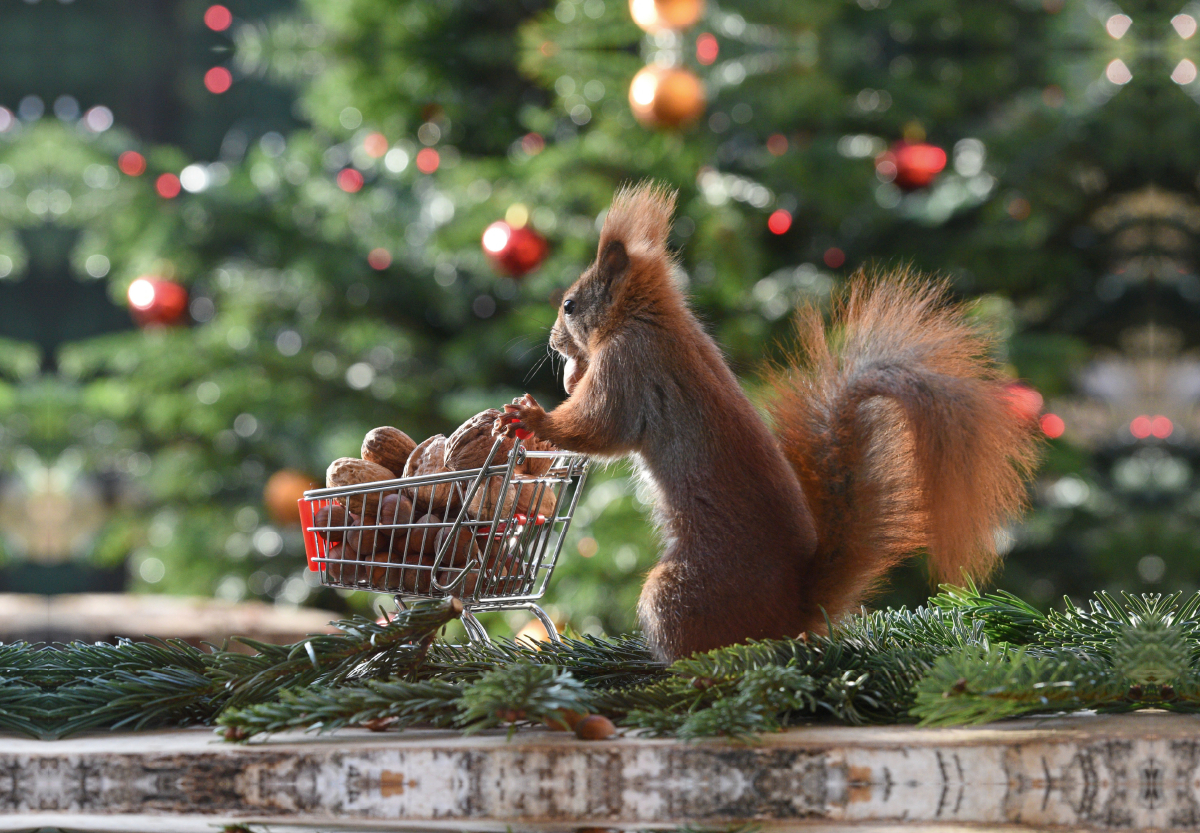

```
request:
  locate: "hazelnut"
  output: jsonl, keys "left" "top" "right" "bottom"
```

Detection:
{"left": 312, "top": 504, "right": 356, "bottom": 543}
{"left": 435, "top": 523, "right": 480, "bottom": 569}
{"left": 323, "top": 543, "right": 368, "bottom": 584}
{"left": 544, "top": 709, "right": 588, "bottom": 731}
{"left": 469, "top": 477, "right": 557, "bottom": 521}
{"left": 371, "top": 513, "right": 443, "bottom": 593}
{"left": 573, "top": 715, "right": 617, "bottom": 740}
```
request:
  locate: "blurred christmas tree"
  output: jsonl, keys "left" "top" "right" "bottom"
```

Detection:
{"left": 0, "top": 0, "right": 1198, "bottom": 635}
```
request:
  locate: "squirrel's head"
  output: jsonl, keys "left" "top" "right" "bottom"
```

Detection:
{"left": 551, "top": 182, "right": 678, "bottom": 394}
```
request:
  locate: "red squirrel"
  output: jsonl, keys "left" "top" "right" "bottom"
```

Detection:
{"left": 496, "top": 182, "right": 1041, "bottom": 663}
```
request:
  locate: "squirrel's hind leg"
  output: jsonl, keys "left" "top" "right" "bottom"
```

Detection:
{"left": 638, "top": 554, "right": 814, "bottom": 663}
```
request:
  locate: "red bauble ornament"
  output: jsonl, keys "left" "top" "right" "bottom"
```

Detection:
{"left": 482, "top": 221, "right": 548, "bottom": 277}
{"left": 128, "top": 277, "right": 189, "bottom": 327}
{"left": 875, "top": 142, "right": 947, "bottom": 190}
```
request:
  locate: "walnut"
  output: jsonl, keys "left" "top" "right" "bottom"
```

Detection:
{"left": 445, "top": 409, "right": 513, "bottom": 470}
{"left": 362, "top": 426, "right": 418, "bottom": 477}
{"left": 325, "top": 457, "right": 397, "bottom": 517}
{"left": 403, "top": 436, "right": 463, "bottom": 516}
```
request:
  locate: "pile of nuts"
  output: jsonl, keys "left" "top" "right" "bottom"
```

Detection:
{"left": 314, "top": 408, "right": 558, "bottom": 595}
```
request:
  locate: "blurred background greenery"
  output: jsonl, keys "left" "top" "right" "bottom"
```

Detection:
{"left": 0, "top": 0, "right": 1197, "bottom": 639}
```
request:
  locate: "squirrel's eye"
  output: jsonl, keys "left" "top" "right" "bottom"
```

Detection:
{"left": 563, "top": 298, "right": 576, "bottom": 315}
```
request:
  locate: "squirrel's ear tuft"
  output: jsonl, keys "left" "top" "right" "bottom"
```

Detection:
{"left": 599, "top": 240, "right": 629, "bottom": 286}
{"left": 600, "top": 180, "right": 677, "bottom": 255}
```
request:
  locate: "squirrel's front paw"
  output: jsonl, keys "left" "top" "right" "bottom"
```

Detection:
{"left": 494, "top": 394, "right": 545, "bottom": 440}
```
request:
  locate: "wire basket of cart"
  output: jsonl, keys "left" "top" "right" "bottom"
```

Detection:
{"left": 300, "top": 437, "right": 589, "bottom": 643}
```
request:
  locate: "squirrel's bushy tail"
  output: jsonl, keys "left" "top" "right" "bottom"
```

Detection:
{"left": 768, "top": 273, "right": 1041, "bottom": 619}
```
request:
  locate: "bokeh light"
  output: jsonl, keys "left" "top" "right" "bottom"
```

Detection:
{"left": 128, "top": 278, "right": 156, "bottom": 310}
{"left": 367, "top": 248, "right": 392, "bottom": 270}
{"left": 204, "top": 4, "right": 233, "bottom": 31}
{"left": 1152, "top": 416, "right": 1174, "bottom": 439}
{"left": 204, "top": 67, "right": 233, "bottom": 94}
{"left": 118, "top": 151, "right": 146, "bottom": 176}
{"left": 82, "top": 106, "right": 113, "bottom": 132}
{"left": 415, "top": 148, "right": 440, "bottom": 173}
{"left": 482, "top": 221, "right": 512, "bottom": 254}
{"left": 336, "top": 168, "right": 364, "bottom": 192}
{"left": 1106, "top": 59, "right": 1133, "bottom": 85}
{"left": 1105, "top": 14, "right": 1131, "bottom": 39}
{"left": 767, "top": 209, "right": 792, "bottom": 235}
{"left": 363, "top": 132, "right": 388, "bottom": 158}
{"left": 155, "top": 173, "right": 181, "bottom": 198}
{"left": 521, "top": 133, "right": 545, "bottom": 155}
{"left": 1003, "top": 381, "right": 1044, "bottom": 422}
{"left": 1040, "top": 413, "right": 1066, "bottom": 439}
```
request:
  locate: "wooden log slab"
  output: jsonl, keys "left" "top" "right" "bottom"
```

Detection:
{"left": 0, "top": 593, "right": 340, "bottom": 647}
{"left": 5, "top": 711, "right": 1200, "bottom": 828}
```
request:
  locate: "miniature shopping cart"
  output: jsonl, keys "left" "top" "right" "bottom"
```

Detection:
{"left": 299, "top": 437, "right": 589, "bottom": 643}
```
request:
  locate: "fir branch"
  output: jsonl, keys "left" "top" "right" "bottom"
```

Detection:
{"left": 597, "top": 676, "right": 720, "bottom": 728}
{"left": 0, "top": 677, "right": 48, "bottom": 738}
{"left": 911, "top": 644, "right": 1124, "bottom": 726}
{"left": 216, "top": 679, "right": 464, "bottom": 739}
{"left": 33, "top": 598, "right": 462, "bottom": 738}
{"left": 213, "top": 598, "right": 463, "bottom": 709}
{"left": 26, "top": 590, "right": 1200, "bottom": 740}
{"left": 456, "top": 663, "right": 594, "bottom": 735}
{"left": 49, "top": 665, "right": 222, "bottom": 737}
{"left": 1036, "top": 592, "right": 1200, "bottom": 659}
{"left": 418, "top": 632, "right": 663, "bottom": 687}
{"left": 928, "top": 581, "right": 1047, "bottom": 645}
{"left": 1109, "top": 611, "right": 1192, "bottom": 686}
{"left": 673, "top": 696, "right": 773, "bottom": 743}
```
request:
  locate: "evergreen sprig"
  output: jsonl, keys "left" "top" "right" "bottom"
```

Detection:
{"left": 911, "top": 601, "right": 1200, "bottom": 725}
{"left": 14, "top": 589, "right": 1200, "bottom": 740}
{"left": 215, "top": 678, "right": 464, "bottom": 738}
{"left": 456, "top": 664, "right": 594, "bottom": 736}
{"left": 16, "top": 598, "right": 463, "bottom": 739}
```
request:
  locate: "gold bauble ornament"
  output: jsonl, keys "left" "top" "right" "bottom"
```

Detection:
{"left": 628, "top": 64, "right": 706, "bottom": 129}
{"left": 264, "top": 469, "right": 317, "bottom": 526}
{"left": 629, "top": 0, "right": 705, "bottom": 31}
